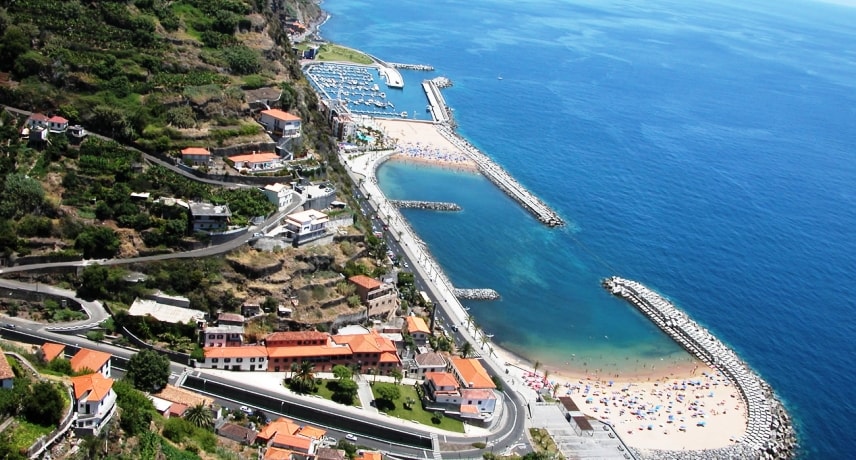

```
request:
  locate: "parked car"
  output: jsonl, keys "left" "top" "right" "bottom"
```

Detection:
{"left": 345, "top": 433, "right": 357, "bottom": 442}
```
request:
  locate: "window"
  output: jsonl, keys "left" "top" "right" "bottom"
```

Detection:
{"left": 250, "top": 357, "right": 256, "bottom": 362}
{"left": 212, "top": 358, "right": 219, "bottom": 363}
{"left": 224, "top": 358, "right": 231, "bottom": 363}
{"left": 237, "top": 358, "right": 243, "bottom": 363}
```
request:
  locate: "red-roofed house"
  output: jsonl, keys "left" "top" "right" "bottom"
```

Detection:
{"left": 332, "top": 330, "right": 401, "bottom": 375}
{"left": 449, "top": 357, "right": 496, "bottom": 389}
{"left": 200, "top": 346, "right": 268, "bottom": 371}
{"left": 270, "top": 433, "right": 313, "bottom": 453}
{"left": 26, "top": 113, "right": 49, "bottom": 130}
{"left": 48, "top": 115, "right": 69, "bottom": 133}
{"left": 357, "top": 451, "right": 384, "bottom": 460}
{"left": 0, "top": 355, "right": 14, "bottom": 389}
{"left": 404, "top": 316, "right": 431, "bottom": 345}
{"left": 265, "top": 331, "right": 330, "bottom": 347}
{"left": 264, "top": 447, "right": 296, "bottom": 460}
{"left": 70, "top": 349, "right": 112, "bottom": 377}
{"left": 181, "top": 147, "right": 212, "bottom": 166}
{"left": 266, "top": 342, "right": 351, "bottom": 373}
{"left": 348, "top": 275, "right": 398, "bottom": 319}
{"left": 40, "top": 342, "right": 66, "bottom": 363}
{"left": 259, "top": 109, "right": 301, "bottom": 139}
{"left": 71, "top": 373, "right": 117, "bottom": 435}
{"left": 229, "top": 152, "right": 283, "bottom": 172}
{"left": 422, "top": 366, "right": 498, "bottom": 422}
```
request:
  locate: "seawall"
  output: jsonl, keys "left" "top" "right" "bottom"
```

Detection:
{"left": 435, "top": 125, "right": 565, "bottom": 227}
{"left": 603, "top": 277, "right": 797, "bottom": 460}
{"left": 390, "top": 200, "right": 461, "bottom": 211}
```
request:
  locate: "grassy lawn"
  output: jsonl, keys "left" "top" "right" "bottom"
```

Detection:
{"left": 371, "top": 384, "right": 464, "bottom": 433}
{"left": 9, "top": 419, "right": 53, "bottom": 452}
{"left": 316, "top": 44, "right": 374, "bottom": 65}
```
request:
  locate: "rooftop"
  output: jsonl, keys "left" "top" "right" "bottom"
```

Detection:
{"left": 128, "top": 298, "right": 206, "bottom": 324}
{"left": 181, "top": 147, "right": 211, "bottom": 156}
{"left": 297, "top": 425, "right": 326, "bottom": 439}
{"left": 414, "top": 352, "right": 446, "bottom": 368}
{"left": 267, "top": 344, "right": 351, "bottom": 359}
{"left": 261, "top": 109, "right": 301, "bottom": 122}
{"left": 258, "top": 417, "right": 301, "bottom": 441}
{"left": 70, "top": 348, "right": 111, "bottom": 374}
{"left": 332, "top": 331, "right": 396, "bottom": 354}
{"left": 28, "top": 113, "right": 49, "bottom": 121}
{"left": 188, "top": 202, "right": 232, "bottom": 217}
{"left": 405, "top": 316, "right": 431, "bottom": 335}
{"left": 229, "top": 152, "right": 280, "bottom": 164}
{"left": 204, "top": 324, "right": 244, "bottom": 334}
{"left": 204, "top": 346, "right": 267, "bottom": 359}
{"left": 265, "top": 331, "right": 330, "bottom": 343}
{"left": 41, "top": 342, "right": 66, "bottom": 362}
{"left": 460, "top": 388, "right": 496, "bottom": 400}
{"left": 48, "top": 115, "right": 68, "bottom": 123}
{"left": 348, "top": 275, "right": 382, "bottom": 291}
{"left": 263, "top": 182, "right": 291, "bottom": 193}
{"left": 450, "top": 357, "right": 496, "bottom": 389}
{"left": 218, "top": 312, "right": 245, "bottom": 323}
{"left": 0, "top": 354, "right": 14, "bottom": 380}
{"left": 286, "top": 209, "right": 328, "bottom": 224}
{"left": 265, "top": 447, "right": 296, "bottom": 460}
{"left": 217, "top": 422, "right": 258, "bottom": 444}
{"left": 71, "top": 373, "right": 114, "bottom": 401}
{"left": 425, "top": 371, "right": 459, "bottom": 389}
{"left": 153, "top": 385, "right": 213, "bottom": 407}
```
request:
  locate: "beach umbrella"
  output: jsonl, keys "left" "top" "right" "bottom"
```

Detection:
{"left": 697, "top": 421, "right": 706, "bottom": 427}
{"left": 647, "top": 424, "right": 654, "bottom": 430}
{"left": 668, "top": 415, "right": 674, "bottom": 422}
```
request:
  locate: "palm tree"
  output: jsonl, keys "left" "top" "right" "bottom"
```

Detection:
{"left": 459, "top": 342, "right": 474, "bottom": 358}
{"left": 533, "top": 360, "right": 542, "bottom": 377}
{"left": 465, "top": 315, "right": 474, "bottom": 332}
{"left": 294, "top": 361, "right": 316, "bottom": 393}
{"left": 543, "top": 369, "right": 550, "bottom": 385}
{"left": 184, "top": 403, "right": 213, "bottom": 429}
{"left": 552, "top": 382, "right": 561, "bottom": 399}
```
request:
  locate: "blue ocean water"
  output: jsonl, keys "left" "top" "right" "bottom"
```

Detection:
{"left": 320, "top": 0, "right": 856, "bottom": 457}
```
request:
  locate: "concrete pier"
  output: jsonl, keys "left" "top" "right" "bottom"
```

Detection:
{"left": 436, "top": 125, "right": 565, "bottom": 227}
{"left": 390, "top": 200, "right": 462, "bottom": 211}
{"left": 422, "top": 80, "right": 451, "bottom": 124}
{"left": 388, "top": 63, "right": 435, "bottom": 71}
{"left": 603, "top": 277, "right": 797, "bottom": 460}
{"left": 453, "top": 288, "right": 500, "bottom": 301}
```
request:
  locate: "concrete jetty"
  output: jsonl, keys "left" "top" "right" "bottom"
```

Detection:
{"left": 422, "top": 79, "right": 451, "bottom": 124}
{"left": 603, "top": 277, "right": 797, "bottom": 460}
{"left": 390, "top": 200, "right": 462, "bottom": 211}
{"left": 388, "top": 63, "right": 435, "bottom": 71}
{"left": 453, "top": 288, "right": 500, "bottom": 301}
{"left": 435, "top": 125, "right": 565, "bottom": 227}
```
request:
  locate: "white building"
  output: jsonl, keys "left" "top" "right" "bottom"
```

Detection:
{"left": 71, "top": 373, "right": 117, "bottom": 436}
{"left": 282, "top": 209, "right": 329, "bottom": 245}
{"left": 259, "top": 109, "right": 302, "bottom": 139}
{"left": 189, "top": 202, "right": 232, "bottom": 232}
{"left": 411, "top": 352, "right": 447, "bottom": 379}
{"left": 199, "top": 346, "right": 268, "bottom": 371}
{"left": 202, "top": 325, "right": 244, "bottom": 347}
{"left": 262, "top": 183, "right": 296, "bottom": 210}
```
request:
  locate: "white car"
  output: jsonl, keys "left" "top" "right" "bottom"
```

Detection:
{"left": 345, "top": 433, "right": 357, "bottom": 442}
{"left": 239, "top": 405, "right": 252, "bottom": 415}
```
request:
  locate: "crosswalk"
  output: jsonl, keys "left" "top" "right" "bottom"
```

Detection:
{"left": 430, "top": 433, "right": 441, "bottom": 460}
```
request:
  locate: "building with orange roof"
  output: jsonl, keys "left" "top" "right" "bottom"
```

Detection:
{"left": 332, "top": 330, "right": 401, "bottom": 375}
{"left": 266, "top": 343, "right": 351, "bottom": 372}
{"left": 257, "top": 417, "right": 301, "bottom": 443}
{"left": 297, "top": 425, "right": 326, "bottom": 440}
{"left": 71, "top": 373, "right": 117, "bottom": 436}
{"left": 404, "top": 316, "right": 431, "bottom": 345}
{"left": 70, "top": 348, "right": 112, "bottom": 377}
{"left": 357, "top": 451, "right": 384, "bottom": 460}
{"left": 181, "top": 147, "right": 211, "bottom": 166}
{"left": 264, "top": 447, "right": 295, "bottom": 460}
{"left": 422, "top": 362, "right": 498, "bottom": 423}
{"left": 229, "top": 152, "right": 283, "bottom": 172}
{"left": 348, "top": 275, "right": 398, "bottom": 320}
{"left": 259, "top": 109, "right": 302, "bottom": 139}
{"left": 40, "top": 342, "right": 66, "bottom": 363}
{"left": 270, "top": 433, "right": 313, "bottom": 453}
{"left": 411, "top": 352, "right": 447, "bottom": 380}
{"left": 200, "top": 346, "right": 268, "bottom": 371}
{"left": 0, "top": 354, "right": 14, "bottom": 389}
{"left": 449, "top": 357, "right": 495, "bottom": 389}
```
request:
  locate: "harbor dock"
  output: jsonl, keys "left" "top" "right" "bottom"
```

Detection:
{"left": 390, "top": 200, "right": 461, "bottom": 211}
{"left": 436, "top": 125, "right": 565, "bottom": 227}
{"left": 422, "top": 79, "right": 451, "bottom": 124}
{"left": 603, "top": 277, "right": 797, "bottom": 460}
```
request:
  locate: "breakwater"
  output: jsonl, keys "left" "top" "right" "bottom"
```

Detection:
{"left": 389, "top": 63, "right": 435, "bottom": 71}
{"left": 436, "top": 125, "right": 565, "bottom": 227}
{"left": 390, "top": 200, "right": 462, "bottom": 211}
{"left": 603, "top": 277, "right": 797, "bottom": 460}
{"left": 422, "top": 79, "right": 452, "bottom": 124}
{"left": 453, "top": 288, "right": 500, "bottom": 300}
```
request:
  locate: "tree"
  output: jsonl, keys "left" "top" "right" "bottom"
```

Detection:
{"left": 22, "top": 381, "right": 64, "bottom": 425}
{"left": 75, "top": 226, "right": 120, "bottom": 259}
{"left": 459, "top": 342, "right": 474, "bottom": 359}
{"left": 332, "top": 364, "right": 353, "bottom": 381}
{"left": 533, "top": 360, "right": 541, "bottom": 377}
{"left": 184, "top": 403, "right": 213, "bottom": 429}
{"left": 292, "top": 361, "right": 316, "bottom": 393}
{"left": 331, "top": 378, "right": 358, "bottom": 405}
{"left": 126, "top": 349, "right": 170, "bottom": 391}
{"left": 390, "top": 369, "right": 403, "bottom": 385}
{"left": 0, "top": 174, "right": 45, "bottom": 219}
{"left": 374, "top": 382, "right": 400, "bottom": 404}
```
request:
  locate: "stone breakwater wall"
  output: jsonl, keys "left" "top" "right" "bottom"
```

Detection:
{"left": 390, "top": 200, "right": 462, "bottom": 211}
{"left": 453, "top": 288, "right": 500, "bottom": 300}
{"left": 603, "top": 277, "right": 797, "bottom": 460}
{"left": 436, "top": 125, "right": 565, "bottom": 227}
{"left": 389, "top": 63, "right": 435, "bottom": 71}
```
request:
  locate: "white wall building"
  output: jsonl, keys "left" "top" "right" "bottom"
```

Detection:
{"left": 262, "top": 183, "right": 296, "bottom": 210}
{"left": 282, "top": 209, "right": 329, "bottom": 245}
{"left": 71, "top": 373, "right": 117, "bottom": 436}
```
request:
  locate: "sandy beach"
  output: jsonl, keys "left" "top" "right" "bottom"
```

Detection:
{"left": 374, "top": 119, "right": 479, "bottom": 171}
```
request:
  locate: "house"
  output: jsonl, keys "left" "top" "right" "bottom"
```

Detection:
{"left": 48, "top": 115, "right": 69, "bottom": 133}
{"left": 296, "top": 425, "right": 326, "bottom": 441}
{"left": 67, "top": 124, "right": 87, "bottom": 143}
{"left": 181, "top": 147, "right": 212, "bottom": 166}
{"left": 202, "top": 325, "right": 244, "bottom": 347}
{"left": 264, "top": 447, "right": 296, "bottom": 460}
{"left": 199, "top": 346, "right": 268, "bottom": 371}
{"left": 257, "top": 417, "right": 319, "bottom": 454}
{"left": 315, "top": 447, "right": 347, "bottom": 460}
{"left": 189, "top": 202, "right": 232, "bottom": 233}
{"left": 242, "top": 302, "right": 262, "bottom": 317}
{"left": 270, "top": 433, "right": 313, "bottom": 454}
{"left": 0, "top": 354, "right": 14, "bottom": 389}
{"left": 282, "top": 209, "right": 329, "bottom": 245}
{"left": 40, "top": 342, "right": 67, "bottom": 363}
{"left": 404, "top": 316, "right": 431, "bottom": 346}
{"left": 71, "top": 373, "right": 117, "bottom": 436}
{"left": 411, "top": 352, "right": 447, "bottom": 379}
{"left": 218, "top": 312, "right": 245, "bottom": 326}
{"left": 261, "top": 183, "right": 296, "bottom": 210}
{"left": 266, "top": 340, "right": 352, "bottom": 373}
{"left": 357, "top": 451, "right": 384, "bottom": 460}
{"left": 259, "top": 109, "right": 302, "bottom": 139}
{"left": 331, "top": 330, "right": 401, "bottom": 375}
{"left": 348, "top": 275, "right": 399, "bottom": 319}
{"left": 265, "top": 331, "right": 330, "bottom": 347}
{"left": 70, "top": 348, "right": 112, "bottom": 377}
{"left": 422, "top": 371, "right": 497, "bottom": 421}
{"left": 229, "top": 152, "right": 283, "bottom": 172}
{"left": 217, "top": 422, "right": 258, "bottom": 445}
{"left": 26, "top": 113, "right": 49, "bottom": 130}
{"left": 448, "top": 357, "right": 496, "bottom": 390}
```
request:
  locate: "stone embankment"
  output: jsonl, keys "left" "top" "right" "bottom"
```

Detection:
{"left": 436, "top": 125, "right": 565, "bottom": 227}
{"left": 390, "top": 200, "right": 461, "bottom": 211}
{"left": 453, "top": 288, "right": 500, "bottom": 301}
{"left": 432, "top": 76, "right": 453, "bottom": 88}
{"left": 422, "top": 79, "right": 452, "bottom": 124}
{"left": 388, "top": 63, "right": 435, "bottom": 71}
{"left": 603, "top": 277, "right": 797, "bottom": 460}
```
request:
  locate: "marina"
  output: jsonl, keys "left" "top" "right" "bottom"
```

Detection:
{"left": 603, "top": 277, "right": 797, "bottom": 459}
{"left": 304, "top": 62, "right": 410, "bottom": 118}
